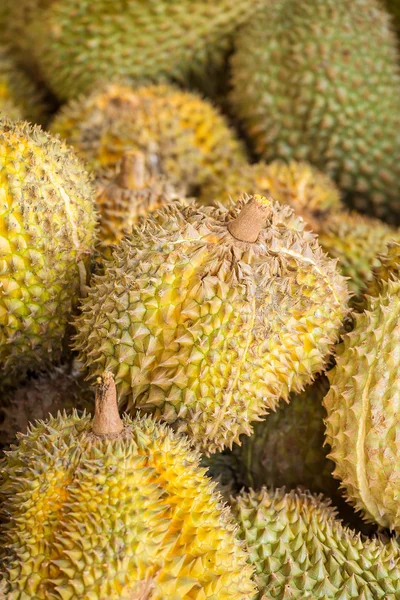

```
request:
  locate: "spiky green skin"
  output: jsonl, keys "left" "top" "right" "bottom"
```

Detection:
{"left": 230, "top": 0, "right": 400, "bottom": 223}
{"left": 0, "top": 412, "right": 255, "bottom": 600}
{"left": 16, "top": 0, "right": 262, "bottom": 101}
{"left": 73, "top": 198, "right": 348, "bottom": 454}
{"left": 324, "top": 278, "right": 400, "bottom": 532}
{"left": 233, "top": 376, "right": 339, "bottom": 499}
{"left": 232, "top": 488, "right": 400, "bottom": 599}
{"left": 50, "top": 83, "right": 246, "bottom": 194}
{"left": 0, "top": 365, "right": 93, "bottom": 447}
{"left": 0, "top": 119, "right": 97, "bottom": 382}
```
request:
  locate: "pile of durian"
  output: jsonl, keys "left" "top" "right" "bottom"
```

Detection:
{"left": 1, "top": 1, "right": 400, "bottom": 598}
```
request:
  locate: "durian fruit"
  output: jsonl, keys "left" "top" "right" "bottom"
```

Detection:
{"left": 363, "top": 240, "right": 400, "bottom": 301}
{"left": 0, "top": 373, "right": 256, "bottom": 600}
{"left": 232, "top": 376, "right": 339, "bottom": 499}
{"left": 229, "top": 0, "right": 400, "bottom": 222}
{"left": 0, "top": 364, "right": 93, "bottom": 447}
{"left": 200, "top": 160, "right": 342, "bottom": 230}
{"left": 13, "top": 0, "right": 262, "bottom": 101}
{"left": 317, "top": 210, "right": 400, "bottom": 296}
{"left": 201, "top": 451, "right": 241, "bottom": 503}
{"left": 95, "top": 150, "right": 186, "bottom": 254}
{"left": 0, "top": 119, "right": 97, "bottom": 383}
{"left": 73, "top": 195, "right": 349, "bottom": 454}
{"left": 232, "top": 487, "right": 400, "bottom": 599}
{"left": 324, "top": 279, "right": 400, "bottom": 532}
{"left": 51, "top": 82, "right": 246, "bottom": 194}
{"left": 0, "top": 46, "right": 44, "bottom": 123}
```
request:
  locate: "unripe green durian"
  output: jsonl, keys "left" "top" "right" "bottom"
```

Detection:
{"left": 232, "top": 487, "right": 400, "bottom": 599}
{"left": 0, "top": 364, "right": 93, "bottom": 448}
{"left": 73, "top": 195, "right": 349, "bottom": 454}
{"left": 0, "top": 374, "right": 256, "bottom": 600}
{"left": 13, "top": 0, "right": 262, "bottom": 101}
{"left": 95, "top": 150, "right": 186, "bottom": 254}
{"left": 324, "top": 278, "right": 400, "bottom": 532}
{"left": 0, "top": 119, "right": 97, "bottom": 382}
{"left": 230, "top": 0, "right": 400, "bottom": 222}
{"left": 233, "top": 376, "right": 338, "bottom": 498}
{"left": 51, "top": 82, "right": 246, "bottom": 194}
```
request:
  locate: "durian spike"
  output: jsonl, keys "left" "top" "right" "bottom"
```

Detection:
{"left": 92, "top": 372, "right": 124, "bottom": 437}
{"left": 117, "top": 150, "right": 146, "bottom": 190}
{"left": 228, "top": 194, "right": 272, "bottom": 243}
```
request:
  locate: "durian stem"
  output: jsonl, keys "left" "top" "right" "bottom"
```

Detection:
{"left": 117, "top": 150, "right": 146, "bottom": 189}
{"left": 228, "top": 194, "right": 272, "bottom": 243}
{"left": 92, "top": 372, "right": 124, "bottom": 437}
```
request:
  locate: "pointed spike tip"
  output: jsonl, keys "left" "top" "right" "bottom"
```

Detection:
{"left": 92, "top": 372, "right": 124, "bottom": 438}
{"left": 227, "top": 194, "right": 273, "bottom": 243}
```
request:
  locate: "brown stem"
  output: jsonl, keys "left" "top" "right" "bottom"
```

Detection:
{"left": 117, "top": 150, "right": 146, "bottom": 190}
{"left": 92, "top": 372, "right": 124, "bottom": 437}
{"left": 228, "top": 194, "right": 273, "bottom": 243}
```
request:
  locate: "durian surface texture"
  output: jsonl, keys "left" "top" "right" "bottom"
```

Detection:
{"left": 24, "top": 0, "right": 262, "bottom": 100}
{"left": 0, "top": 119, "right": 97, "bottom": 381}
{"left": 74, "top": 196, "right": 348, "bottom": 454}
{"left": 0, "top": 391, "right": 255, "bottom": 599}
{"left": 232, "top": 487, "right": 400, "bottom": 599}
{"left": 51, "top": 83, "right": 246, "bottom": 193}
{"left": 229, "top": 0, "right": 400, "bottom": 222}
{"left": 324, "top": 278, "right": 400, "bottom": 532}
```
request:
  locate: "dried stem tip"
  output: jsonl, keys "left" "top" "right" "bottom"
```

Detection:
{"left": 228, "top": 194, "right": 273, "bottom": 243}
{"left": 117, "top": 150, "right": 146, "bottom": 190}
{"left": 92, "top": 372, "right": 124, "bottom": 438}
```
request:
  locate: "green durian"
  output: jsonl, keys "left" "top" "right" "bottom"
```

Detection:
{"left": 0, "top": 364, "right": 93, "bottom": 448}
{"left": 50, "top": 82, "right": 246, "bottom": 194}
{"left": 324, "top": 278, "right": 400, "bottom": 532}
{"left": 232, "top": 376, "right": 338, "bottom": 499}
{"left": 14, "top": 0, "right": 262, "bottom": 101}
{"left": 0, "top": 373, "right": 256, "bottom": 600}
{"left": 0, "top": 119, "right": 97, "bottom": 382}
{"left": 229, "top": 0, "right": 400, "bottom": 223}
{"left": 73, "top": 195, "right": 349, "bottom": 454}
{"left": 232, "top": 487, "right": 400, "bottom": 599}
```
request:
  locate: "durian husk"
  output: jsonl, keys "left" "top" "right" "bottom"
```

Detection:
{"left": 51, "top": 82, "right": 246, "bottom": 195}
{"left": 232, "top": 487, "right": 400, "bottom": 599}
{"left": 73, "top": 195, "right": 349, "bottom": 454}
{"left": 0, "top": 378, "right": 256, "bottom": 599}
{"left": 324, "top": 278, "right": 400, "bottom": 532}
{"left": 359, "top": 240, "right": 400, "bottom": 307}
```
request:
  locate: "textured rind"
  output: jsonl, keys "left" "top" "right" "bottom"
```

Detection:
{"left": 0, "top": 46, "right": 45, "bottom": 123}
{"left": 232, "top": 487, "right": 400, "bottom": 599}
{"left": 51, "top": 83, "right": 246, "bottom": 193}
{"left": 0, "top": 411, "right": 256, "bottom": 599}
{"left": 201, "top": 451, "right": 241, "bottom": 503}
{"left": 232, "top": 376, "right": 338, "bottom": 498}
{"left": 199, "top": 160, "right": 342, "bottom": 227}
{"left": 73, "top": 197, "right": 349, "bottom": 454}
{"left": 0, "top": 365, "right": 93, "bottom": 447}
{"left": 95, "top": 159, "right": 186, "bottom": 252}
{"left": 324, "top": 278, "right": 400, "bottom": 531}
{"left": 0, "top": 119, "right": 97, "bottom": 381}
{"left": 230, "top": 0, "right": 400, "bottom": 222}
{"left": 362, "top": 240, "right": 400, "bottom": 302}
{"left": 317, "top": 211, "right": 400, "bottom": 295}
{"left": 17, "top": 0, "right": 262, "bottom": 101}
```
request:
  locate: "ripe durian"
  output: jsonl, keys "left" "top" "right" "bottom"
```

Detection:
{"left": 232, "top": 376, "right": 338, "bottom": 499}
{"left": 14, "top": 0, "right": 261, "bottom": 101}
{"left": 230, "top": 0, "right": 400, "bottom": 222}
{"left": 363, "top": 240, "right": 400, "bottom": 301}
{"left": 95, "top": 150, "right": 185, "bottom": 254}
{"left": 73, "top": 195, "right": 349, "bottom": 454}
{"left": 0, "top": 373, "right": 256, "bottom": 600}
{"left": 324, "top": 279, "right": 400, "bottom": 532}
{"left": 232, "top": 487, "right": 400, "bottom": 599}
{"left": 0, "top": 46, "right": 44, "bottom": 123}
{"left": 0, "top": 364, "right": 93, "bottom": 447}
{"left": 200, "top": 160, "right": 342, "bottom": 230}
{"left": 51, "top": 82, "right": 246, "bottom": 194}
{"left": 0, "top": 119, "right": 97, "bottom": 382}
